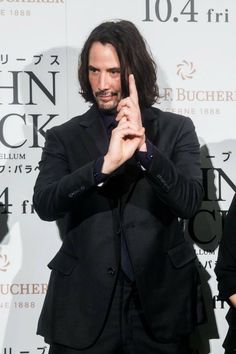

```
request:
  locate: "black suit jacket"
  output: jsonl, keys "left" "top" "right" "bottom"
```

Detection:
{"left": 33, "top": 105, "right": 204, "bottom": 349}
{"left": 215, "top": 193, "right": 236, "bottom": 350}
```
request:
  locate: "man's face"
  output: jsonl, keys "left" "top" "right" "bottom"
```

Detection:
{"left": 88, "top": 41, "right": 122, "bottom": 111}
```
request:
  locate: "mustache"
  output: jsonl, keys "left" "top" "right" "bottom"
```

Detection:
{"left": 95, "top": 90, "right": 118, "bottom": 98}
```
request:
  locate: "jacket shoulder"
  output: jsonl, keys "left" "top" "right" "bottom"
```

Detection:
{"left": 47, "top": 105, "right": 95, "bottom": 137}
{"left": 151, "top": 106, "right": 192, "bottom": 121}
{"left": 148, "top": 106, "right": 195, "bottom": 132}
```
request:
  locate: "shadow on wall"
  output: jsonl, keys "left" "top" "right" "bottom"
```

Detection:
{"left": 1, "top": 45, "right": 82, "bottom": 350}
{"left": 0, "top": 203, "right": 9, "bottom": 274}
{"left": 187, "top": 138, "right": 236, "bottom": 354}
{"left": 0, "top": 203, "right": 9, "bottom": 244}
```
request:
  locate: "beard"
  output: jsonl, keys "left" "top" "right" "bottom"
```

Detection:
{"left": 94, "top": 90, "right": 120, "bottom": 112}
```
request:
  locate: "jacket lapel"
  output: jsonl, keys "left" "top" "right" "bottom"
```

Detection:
{"left": 141, "top": 107, "right": 159, "bottom": 145}
{"left": 78, "top": 105, "right": 109, "bottom": 160}
{"left": 120, "top": 108, "right": 160, "bottom": 208}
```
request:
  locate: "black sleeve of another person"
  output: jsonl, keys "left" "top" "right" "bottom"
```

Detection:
{"left": 215, "top": 193, "right": 236, "bottom": 301}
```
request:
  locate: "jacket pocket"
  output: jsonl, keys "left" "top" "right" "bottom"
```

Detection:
{"left": 48, "top": 250, "right": 78, "bottom": 275}
{"left": 168, "top": 242, "right": 196, "bottom": 268}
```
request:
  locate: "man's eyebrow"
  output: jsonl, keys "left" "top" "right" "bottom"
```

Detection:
{"left": 88, "top": 65, "right": 97, "bottom": 70}
{"left": 88, "top": 65, "right": 120, "bottom": 71}
{"left": 107, "top": 67, "right": 121, "bottom": 72}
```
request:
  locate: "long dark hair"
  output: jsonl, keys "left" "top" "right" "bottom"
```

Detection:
{"left": 78, "top": 20, "right": 159, "bottom": 108}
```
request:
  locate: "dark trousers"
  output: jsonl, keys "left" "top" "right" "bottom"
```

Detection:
{"left": 49, "top": 273, "right": 192, "bottom": 354}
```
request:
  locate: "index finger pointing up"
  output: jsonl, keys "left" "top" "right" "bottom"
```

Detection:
{"left": 129, "top": 74, "right": 139, "bottom": 103}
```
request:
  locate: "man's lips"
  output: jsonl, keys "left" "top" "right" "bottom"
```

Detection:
{"left": 96, "top": 91, "right": 118, "bottom": 98}
{"left": 98, "top": 95, "right": 115, "bottom": 102}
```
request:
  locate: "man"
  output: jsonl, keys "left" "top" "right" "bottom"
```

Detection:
{"left": 33, "top": 20, "right": 204, "bottom": 354}
{"left": 215, "top": 193, "right": 236, "bottom": 354}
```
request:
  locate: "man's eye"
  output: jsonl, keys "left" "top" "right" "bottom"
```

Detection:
{"left": 110, "top": 70, "right": 120, "bottom": 75}
{"left": 89, "top": 67, "right": 97, "bottom": 73}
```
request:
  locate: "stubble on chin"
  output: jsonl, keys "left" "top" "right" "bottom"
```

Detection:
{"left": 96, "top": 97, "right": 119, "bottom": 112}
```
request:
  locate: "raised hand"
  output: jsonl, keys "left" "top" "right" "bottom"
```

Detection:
{"left": 102, "top": 74, "right": 146, "bottom": 174}
{"left": 116, "top": 74, "right": 146, "bottom": 150}
{"left": 102, "top": 116, "right": 145, "bottom": 174}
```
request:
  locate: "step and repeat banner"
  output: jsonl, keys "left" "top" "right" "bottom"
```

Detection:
{"left": 0, "top": 1, "right": 235, "bottom": 353}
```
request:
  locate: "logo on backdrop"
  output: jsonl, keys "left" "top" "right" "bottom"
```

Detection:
{"left": 0, "top": 0, "right": 64, "bottom": 17}
{"left": 177, "top": 60, "right": 196, "bottom": 80}
{"left": 0, "top": 250, "right": 10, "bottom": 271}
{"left": 0, "top": 0, "right": 64, "bottom": 3}
{"left": 160, "top": 59, "right": 236, "bottom": 117}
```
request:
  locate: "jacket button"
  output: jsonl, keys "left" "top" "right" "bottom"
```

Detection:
{"left": 68, "top": 192, "right": 75, "bottom": 198}
{"left": 107, "top": 267, "right": 116, "bottom": 276}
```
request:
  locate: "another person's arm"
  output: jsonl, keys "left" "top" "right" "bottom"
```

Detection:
{"left": 215, "top": 194, "right": 236, "bottom": 305}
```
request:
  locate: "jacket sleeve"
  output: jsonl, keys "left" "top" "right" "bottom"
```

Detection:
{"left": 215, "top": 194, "right": 236, "bottom": 301}
{"left": 33, "top": 128, "right": 97, "bottom": 221}
{"left": 145, "top": 117, "right": 203, "bottom": 219}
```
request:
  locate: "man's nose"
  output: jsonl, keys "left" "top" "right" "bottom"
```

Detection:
{"left": 98, "top": 72, "right": 109, "bottom": 90}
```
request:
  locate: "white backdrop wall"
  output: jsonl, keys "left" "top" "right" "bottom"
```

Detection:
{"left": 0, "top": 1, "right": 235, "bottom": 353}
